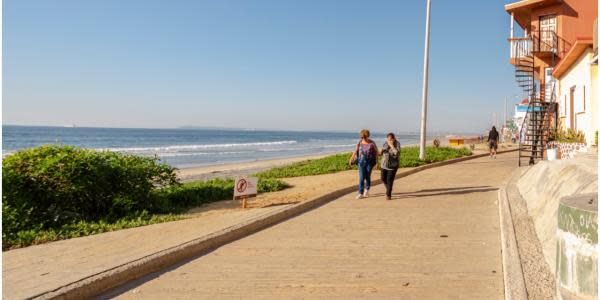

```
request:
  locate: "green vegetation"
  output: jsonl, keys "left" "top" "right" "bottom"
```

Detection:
{"left": 4, "top": 211, "right": 182, "bottom": 250}
{"left": 2, "top": 146, "right": 177, "bottom": 231}
{"left": 256, "top": 153, "right": 356, "bottom": 178}
{"left": 398, "top": 146, "right": 472, "bottom": 167}
{"left": 256, "top": 146, "right": 472, "bottom": 178}
{"left": 549, "top": 128, "right": 586, "bottom": 143}
{"left": 151, "top": 178, "right": 289, "bottom": 213}
{"left": 2, "top": 146, "right": 288, "bottom": 250}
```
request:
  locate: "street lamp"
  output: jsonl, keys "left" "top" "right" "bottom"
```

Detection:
{"left": 419, "top": 0, "right": 432, "bottom": 160}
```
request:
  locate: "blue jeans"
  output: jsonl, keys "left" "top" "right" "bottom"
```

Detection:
{"left": 358, "top": 163, "right": 373, "bottom": 194}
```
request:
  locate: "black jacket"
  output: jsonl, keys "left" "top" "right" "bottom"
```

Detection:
{"left": 488, "top": 130, "right": 499, "bottom": 142}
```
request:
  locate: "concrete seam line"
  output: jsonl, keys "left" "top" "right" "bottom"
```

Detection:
{"left": 33, "top": 148, "right": 519, "bottom": 299}
{"left": 508, "top": 169, "right": 531, "bottom": 287}
{"left": 497, "top": 169, "right": 528, "bottom": 300}
{"left": 498, "top": 187, "right": 509, "bottom": 299}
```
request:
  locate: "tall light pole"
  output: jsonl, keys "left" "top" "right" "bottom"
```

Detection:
{"left": 504, "top": 97, "right": 507, "bottom": 127}
{"left": 419, "top": 0, "right": 432, "bottom": 160}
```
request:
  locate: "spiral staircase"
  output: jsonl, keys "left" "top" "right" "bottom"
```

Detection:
{"left": 511, "top": 32, "right": 559, "bottom": 166}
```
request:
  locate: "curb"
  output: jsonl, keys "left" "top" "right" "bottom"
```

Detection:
{"left": 36, "top": 148, "right": 519, "bottom": 299}
{"left": 498, "top": 168, "right": 528, "bottom": 300}
{"left": 499, "top": 164, "right": 557, "bottom": 299}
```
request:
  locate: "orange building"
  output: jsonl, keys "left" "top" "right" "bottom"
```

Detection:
{"left": 504, "top": 0, "right": 598, "bottom": 165}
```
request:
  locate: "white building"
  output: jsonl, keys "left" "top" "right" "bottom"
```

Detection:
{"left": 553, "top": 36, "right": 598, "bottom": 146}
{"left": 513, "top": 99, "right": 529, "bottom": 133}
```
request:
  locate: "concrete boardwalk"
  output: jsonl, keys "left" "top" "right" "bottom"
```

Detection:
{"left": 2, "top": 205, "right": 292, "bottom": 299}
{"left": 106, "top": 152, "right": 518, "bottom": 299}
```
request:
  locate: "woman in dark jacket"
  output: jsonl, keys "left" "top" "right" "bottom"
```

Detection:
{"left": 488, "top": 126, "right": 499, "bottom": 159}
{"left": 379, "top": 133, "right": 401, "bottom": 200}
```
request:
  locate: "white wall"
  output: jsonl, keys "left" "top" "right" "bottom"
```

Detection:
{"left": 557, "top": 48, "right": 597, "bottom": 145}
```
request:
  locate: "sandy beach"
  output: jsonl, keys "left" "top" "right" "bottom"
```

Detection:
{"left": 177, "top": 151, "right": 346, "bottom": 182}
{"left": 177, "top": 139, "right": 447, "bottom": 182}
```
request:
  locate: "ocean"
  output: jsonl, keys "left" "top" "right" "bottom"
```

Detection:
{"left": 2, "top": 126, "right": 420, "bottom": 168}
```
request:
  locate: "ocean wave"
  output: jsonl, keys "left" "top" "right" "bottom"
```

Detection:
{"left": 2, "top": 151, "right": 15, "bottom": 158}
{"left": 157, "top": 151, "right": 250, "bottom": 157}
{"left": 97, "top": 140, "right": 298, "bottom": 153}
{"left": 322, "top": 144, "right": 355, "bottom": 148}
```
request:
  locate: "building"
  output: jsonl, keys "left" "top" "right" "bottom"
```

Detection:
{"left": 552, "top": 21, "right": 598, "bottom": 146}
{"left": 513, "top": 98, "right": 530, "bottom": 133}
{"left": 505, "top": 0, "right": 598, "bottom": 165}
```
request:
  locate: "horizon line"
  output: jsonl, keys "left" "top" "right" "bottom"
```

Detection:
{"left": 2, "top": 123, "right": 483, "bottom": 136}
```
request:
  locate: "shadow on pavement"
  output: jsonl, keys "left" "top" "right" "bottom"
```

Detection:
{"left": 394, "top": 186, "right": 498, "bottom": 199}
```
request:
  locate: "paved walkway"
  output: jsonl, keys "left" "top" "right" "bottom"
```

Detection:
{"left": 2, "top": 205, "right": 293, "bottom": 299}
{"left": 105, "top": 152, "right": 518, "bottom": 299}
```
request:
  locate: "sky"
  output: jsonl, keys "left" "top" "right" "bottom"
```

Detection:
{"left": 3, "top": 0, "right": 523, "bottom": 133}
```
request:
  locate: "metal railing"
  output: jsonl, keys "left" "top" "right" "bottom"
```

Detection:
{"left": 533, "top": 29, "right": 558, "bottom": 54}
{"left": 509, "top": 30, "right": 561, "bottom": 59}
{"left": 509, "top": 38, "right": 532, "bottom": 59}
{"left": 517, "top": 81, "right": 558, "bottom": 165}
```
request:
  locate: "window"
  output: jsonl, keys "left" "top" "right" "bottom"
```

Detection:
{"left": 574, "top": 85, "right": 586, "bottom": 113}
{"left": 581, "top": 85, "right": 585, "bottom": 111}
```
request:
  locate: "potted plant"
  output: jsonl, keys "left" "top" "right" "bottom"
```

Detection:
{"left": 547, "top": 128, "right": 558, "bottom": 161}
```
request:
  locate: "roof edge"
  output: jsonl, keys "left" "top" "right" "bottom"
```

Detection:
{"left": 552, "top": 39, "right": 593, "bottom": 78}
{"left": 505, "top": 0, "right": 561, "bottom": 13}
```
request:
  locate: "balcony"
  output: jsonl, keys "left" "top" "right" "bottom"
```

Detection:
{"left": 509, "top": 37, "right": 532, "bottom": 60}
{"left": 509, "top": 30, "right": 561, "bottom": 63}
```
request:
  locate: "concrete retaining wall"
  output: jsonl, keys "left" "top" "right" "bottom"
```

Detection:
{"left": 516, "top": 150, "right": 597, "bottom": 269}
{"left": 556, "top": 193, "right": 597, "bottom": 300}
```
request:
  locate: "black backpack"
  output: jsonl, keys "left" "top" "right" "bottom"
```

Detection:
{"left": 384, "top": 142, "right": 400, "bottom": 169}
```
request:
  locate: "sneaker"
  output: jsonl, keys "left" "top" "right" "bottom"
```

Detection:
{"left": 363, "top": 190, "right": 369, "bottom": 197}
{"left": 356, "top": 193, "right": 363, "bottom": 199}
{"left": 386, "top": 196, "right": 392, "bottom": 200}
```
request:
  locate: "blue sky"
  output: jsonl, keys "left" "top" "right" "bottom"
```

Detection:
{"left": 3, "top": 0, "right": 522, "bottom": 133}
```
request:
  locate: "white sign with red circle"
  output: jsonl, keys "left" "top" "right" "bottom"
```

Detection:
{"left": 233, "top": 176, "right": 258, "bottom": 200}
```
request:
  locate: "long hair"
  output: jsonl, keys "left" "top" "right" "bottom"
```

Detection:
{"left": 491, "top": 126, "right": 497, "bottom": 133}
{"left": 387, "top": 132, "right": 396, "bottom": 142}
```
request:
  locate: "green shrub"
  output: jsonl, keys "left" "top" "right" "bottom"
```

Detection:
{"left": 550, "top": 128, "right": 586, "bottom": 143}
{"left": 2, "top": 145, "right": 291, "bottom": 249}
{"left": 2, "top": 145, "right": 178, "bottom": 238}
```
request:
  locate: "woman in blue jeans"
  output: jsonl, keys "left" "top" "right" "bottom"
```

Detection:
{"left": 349, "top": 129, "right": 378, "bottom": 199}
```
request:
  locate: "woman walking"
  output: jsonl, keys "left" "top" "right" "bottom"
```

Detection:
{"left": 349, "top": 129, "right": 378, "bottom": 199}
{"left": 380, "top": 133, "right": 401, "bottom": 200}
{"left": 488, "top": 126, "right": 499, "bottom": 159}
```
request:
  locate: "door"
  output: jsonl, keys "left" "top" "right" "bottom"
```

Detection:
{"left": 539, "top": 15, "right": 557, "bottom": 52}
